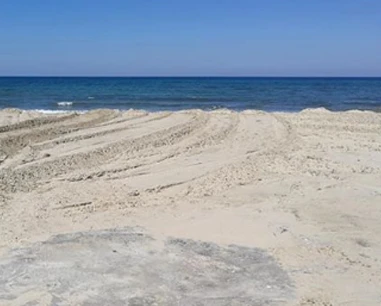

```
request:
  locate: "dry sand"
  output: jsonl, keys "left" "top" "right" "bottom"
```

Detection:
{"left": 0, "top": 108, "right": 381, "bottom": 305}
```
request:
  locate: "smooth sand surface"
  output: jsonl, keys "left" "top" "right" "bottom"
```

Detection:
{"left": 1, "top": 108, "right": 381, "bottom": 305}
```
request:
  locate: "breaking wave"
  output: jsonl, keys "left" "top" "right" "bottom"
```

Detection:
{"left": 57, "top": 101, "right": 74, "bottom": 106}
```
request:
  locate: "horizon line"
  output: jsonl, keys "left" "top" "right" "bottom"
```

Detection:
{"left": 1, "top": 75, "right": 381, "bottom": 78}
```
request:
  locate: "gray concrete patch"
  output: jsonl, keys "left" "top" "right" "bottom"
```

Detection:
{"left": 0, "top": 228, "right": 294, "bottom": 305}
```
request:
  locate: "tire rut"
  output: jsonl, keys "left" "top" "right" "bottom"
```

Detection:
{"left": 0, "top": 112, "right": 208, "bottom": 193}
{"left": 0, "top": 110, "right": 120, "bottom": 158}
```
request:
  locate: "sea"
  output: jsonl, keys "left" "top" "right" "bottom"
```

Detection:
{"left": 0, "top": 77, "right": 380, "bottom": 113}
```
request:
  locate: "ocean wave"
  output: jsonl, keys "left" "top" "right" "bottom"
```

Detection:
{"left": 88, "top": 96, "right": 95, "bottom": 100}
{"left": 30, "top": 109, "right": 72, "bottom": 114}
{"left": 28, "top": 109, "right": 87, "bottom": 114}
{"left": 57, "top": 101, "right": 74, "bottom": 106}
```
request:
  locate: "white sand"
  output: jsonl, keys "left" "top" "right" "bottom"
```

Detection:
{"left": 1, "top": 108, "right": 381, "bottom": 305}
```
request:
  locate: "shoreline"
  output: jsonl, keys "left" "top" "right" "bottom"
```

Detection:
{"left": 1, "top": 106, "right": 381, "bottom": 115}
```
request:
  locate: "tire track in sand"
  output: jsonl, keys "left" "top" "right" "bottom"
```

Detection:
{"left": 0, "top": 110, "right": 120, "bottom": 158}
{"left": 179, "top": 112, "right": 299, "bottom": 197}
{"left": 0, "top": 111, "right": 208, "bottom": 193}
{"left": 68, "top": 110, "right": 240, "bottom": 182}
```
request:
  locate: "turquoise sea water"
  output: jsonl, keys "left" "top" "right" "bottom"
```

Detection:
{"left": 0, "top": 77, "right": 380, "bottom": 112}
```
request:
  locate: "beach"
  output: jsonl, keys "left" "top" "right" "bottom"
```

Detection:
{"left": 1, "top": 107, "right": 381, "bottom": 305}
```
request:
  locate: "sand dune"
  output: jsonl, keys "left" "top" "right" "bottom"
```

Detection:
{"left": 1, "top": 108, "right": 381, "bottom": 305}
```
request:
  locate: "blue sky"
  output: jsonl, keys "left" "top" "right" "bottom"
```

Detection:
{"left": 0, "top": 0, "right": 380, "bottom": 76}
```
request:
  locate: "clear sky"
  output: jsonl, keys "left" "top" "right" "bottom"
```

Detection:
{"left": 0, "top": 0, "right": 380, "bottom": 76}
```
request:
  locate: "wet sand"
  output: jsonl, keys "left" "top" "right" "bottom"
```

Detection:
{"left": 1, "top": 108, "right": 381, "bottom": 305}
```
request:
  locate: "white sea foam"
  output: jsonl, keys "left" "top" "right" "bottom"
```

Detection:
{"left": 28, "top": 109, "right": 87, "bottom": 114}
{"left": 88, "top": 96, "right": 95, "bottom": 100}
{"left": 29, "top": 109, "right": 72, "bottom": 114}
{"left": 57, "top": 101, "right": 74, "bottom": 106}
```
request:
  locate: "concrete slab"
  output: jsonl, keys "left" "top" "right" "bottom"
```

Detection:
{"left": 0, "top": 228, "right": 294, "bottom": 305}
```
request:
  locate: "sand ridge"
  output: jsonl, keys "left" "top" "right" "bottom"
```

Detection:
{"left": 1, "top": 108, "right": 381, "bottom": 305}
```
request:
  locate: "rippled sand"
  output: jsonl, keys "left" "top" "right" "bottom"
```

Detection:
{"left": 1, "top": 108, "right": 381, "bottom": 305}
